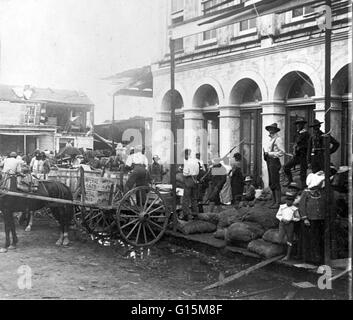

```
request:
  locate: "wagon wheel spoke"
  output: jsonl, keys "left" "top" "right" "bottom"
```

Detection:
{"left": 143, "top": 191, "right": 151, "bottom": 212}
{"left": 142, "top": 223, "right": 148, "bottom": 244}
{"left": 135, "top": 223, "right": 142, "bottom": 245}
{"left": 144, "top": 196, "right": 159, "bottom": 214}
{"left": 120, "top": 218, "right": 139, "bottom": 230}
{"left": 126, "top": 221, "right": 140, "bottom": 240}
{"left": 121, "top": 202, "right": 140, "bottom": 215}
{"left": 148, "top": 219, "right": 164, "bottom": 231}
{"left": 145, "top": 205, "right": 165, "bottom": 216}
{"left": 145, "top": 221, "right": 157, "bottom": 239}
{"left": 138, "top": 189, "right": 144, "bottom": 210}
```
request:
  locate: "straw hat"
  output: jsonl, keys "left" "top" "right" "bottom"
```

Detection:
{"left": 306, "top": 173, "right": 325, "bottom": 189}
{"left": 244, "top": 176, "right": 252, "bottom": 182}
{"left": 153, "top": 155, "right": 160, "bottom": 161}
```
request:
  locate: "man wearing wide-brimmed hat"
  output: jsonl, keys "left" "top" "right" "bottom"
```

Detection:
{"left": 283, "top": 117, "right": 310, "bottom": 188}
{"left": 264, "top": 123, "right": 285, "bottom": 209}
{"left": 307, "top": 119, "right": 340, "bottom": 173}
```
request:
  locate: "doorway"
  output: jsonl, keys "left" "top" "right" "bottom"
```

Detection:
{"left": 240, "top": 109, "right": 262, "bottom": 187}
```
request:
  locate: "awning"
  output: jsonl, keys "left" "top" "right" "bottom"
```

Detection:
{"left": 103, "top": 66, "right": 153, "bottom": 98}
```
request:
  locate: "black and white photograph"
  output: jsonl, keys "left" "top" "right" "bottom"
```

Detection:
{"left": 0, "top": 0, "right": 352, "bottom": 304}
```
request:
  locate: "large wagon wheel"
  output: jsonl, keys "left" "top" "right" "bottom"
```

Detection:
{"left": 115, "top": 185, "right": 170, "bottom": 247}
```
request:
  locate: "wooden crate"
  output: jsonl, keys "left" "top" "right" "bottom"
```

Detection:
{"left": 83, "top": 172, "right": 113, "bottom": 205}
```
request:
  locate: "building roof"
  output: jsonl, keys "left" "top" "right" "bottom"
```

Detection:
{"left": 103, "top": 66, "right": 153, "bottom": 98}
{"left": 0, "top": 84, "right": 94, "bottom": 106}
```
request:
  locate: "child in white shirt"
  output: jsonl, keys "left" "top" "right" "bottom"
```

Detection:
{"left": 276, "top": 192, "right": 301, "bottom": 261}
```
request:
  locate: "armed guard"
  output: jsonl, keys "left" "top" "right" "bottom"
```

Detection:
{"left": 284, "top": 117, "right": 310, "bottom": 188}
{"left": 307, "top": 119, "right": 340, "bottom": 173}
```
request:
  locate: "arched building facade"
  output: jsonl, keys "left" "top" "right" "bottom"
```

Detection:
{"left": 152, "top": 0, "right": 352, "bottom": 188}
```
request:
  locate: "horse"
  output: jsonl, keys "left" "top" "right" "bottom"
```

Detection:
{"left": 0, "top": 174, "right": 74, "bottom": 249}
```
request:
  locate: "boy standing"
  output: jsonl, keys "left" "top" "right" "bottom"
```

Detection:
{"left": 276, "top": 192, "right": 301, "bottom": 261}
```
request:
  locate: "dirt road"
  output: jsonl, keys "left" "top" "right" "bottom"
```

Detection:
{"left": 0, "top": 217, "right": 348, "bottom": 300}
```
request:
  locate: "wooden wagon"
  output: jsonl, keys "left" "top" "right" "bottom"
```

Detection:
{"left": 46, "top": 167, "right": 173, "bottom": 247}
{"left": 1, "top": 167, "right": 173, "bottom": 247}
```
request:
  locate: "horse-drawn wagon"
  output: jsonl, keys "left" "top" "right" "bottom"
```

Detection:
{"left": 0, "top": 166, "right": 173, "bottom": 248}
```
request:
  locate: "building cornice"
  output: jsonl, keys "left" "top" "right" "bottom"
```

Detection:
{"left": 153, "top": 31, "right": 350, "bottom": 77}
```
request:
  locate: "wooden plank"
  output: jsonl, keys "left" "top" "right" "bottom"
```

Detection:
{"left": 203, "top": 255, "right": 284, "bottom": 290}
{"left": 0, "top": 189, "right": 115, "bottom": 210}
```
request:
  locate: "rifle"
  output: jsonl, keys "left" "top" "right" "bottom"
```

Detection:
{"left": 199, "top": 140, "right": 245, "bottom": 183}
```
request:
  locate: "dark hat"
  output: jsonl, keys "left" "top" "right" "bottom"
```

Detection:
{"left": 265, "top": 123, "right": 280, "bottom": 132}
{"left": 285, "top": 192, "right": 296, "bottom": 200}
{"left": 294, "top": 117, "right": 307, "bottom": 124}
{"left": 309, "top": 119, "right": 323, "bottom": 127}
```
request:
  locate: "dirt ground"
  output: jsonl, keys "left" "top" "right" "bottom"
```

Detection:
{"left": 0, "top": 216, "right": 349, "bottom": 300}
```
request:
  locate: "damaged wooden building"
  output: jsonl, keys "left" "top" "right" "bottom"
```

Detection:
{"left": 0, "top": 84, "right": 94, "bottom": 155}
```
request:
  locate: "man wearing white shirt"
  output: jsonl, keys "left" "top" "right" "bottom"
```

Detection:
{"left": 125, "top": 145, "right": 149, "bottom": 191}
{"left": 182, "top": 149, "right": 199, "bottom": 220}
{"left": 1, "top": 152, "right": 22, "bottom": 190}
{"left": 263, "top": 123, "right": 285, "bottom": 209}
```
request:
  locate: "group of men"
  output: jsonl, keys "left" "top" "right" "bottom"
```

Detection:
{"left": 264, "top": 117, "right": 340, "bottom": 209}
{"left": 0, "top": 150, "right": 52, "bottom": 177}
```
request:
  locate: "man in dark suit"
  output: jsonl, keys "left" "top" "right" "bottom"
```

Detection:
{"left": 284, "top": 117, "right": 310, "bottom": 189}
{"left": 307, "top": 119, "right": 340, "bottom": 173}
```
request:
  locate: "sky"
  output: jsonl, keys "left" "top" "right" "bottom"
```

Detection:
{"left": 0, "top": 0, "right": 159, "bottom": 123}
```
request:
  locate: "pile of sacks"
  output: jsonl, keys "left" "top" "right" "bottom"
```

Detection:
{"left": 197, "top": 203, "right": 285, "bottom": 257}
{"left": 177, "top": 201, "right": 286, "bottom": 259}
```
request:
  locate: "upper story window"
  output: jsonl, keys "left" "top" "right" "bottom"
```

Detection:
{"left": 203, "top": 29, "right": 217, "bottom": 42}
{"left": 171, "top": 0, "right": 184, "bottom": 24}
{"left": 202, "top": 0, "right": 235, "bottom": 15}
{"left": 25, "top": 105, "right": 37, "bottom": 125}
{"left": 291, "top": 5, "right": 315, "bottom": 20}
{"left": 239, "top": 17, "right": 257, "bottom": 32}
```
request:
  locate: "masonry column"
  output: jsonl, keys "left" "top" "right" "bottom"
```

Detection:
{"left": 261, "top": 101, "right": 286, "bottom": 188}
{"left": 314, "top": 96, "right": 342, "bottom": 167}
{"left": 183, "top": 108, "right": 206, "bottom": 161}
{"left": 219, "top": 105, "right": 241, "bottom": 161}
{"left": 152, "top": 111, "right": 173, "bottom": 165}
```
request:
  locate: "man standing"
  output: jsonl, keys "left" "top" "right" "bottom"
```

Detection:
{"left": 284, "top": 117, "right": 310, "bottom": 189}
{"left": 307, "top": 119, "right": 340, "bottom": 173}
{"left": 125, "top": 145, "right": 149, "bottom": 191}
{"left": 182, "top": 149, "right": 199, "bottom": 220}
{"left": 264, "top": 123, "right": 285, "bottom": 209}
{"left": 149, "top": 155, "right": 166, "bottom": 184}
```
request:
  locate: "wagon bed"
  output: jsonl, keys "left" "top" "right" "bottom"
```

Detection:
{"left": 1, "top": 167, "right": 172, "bottom": 247}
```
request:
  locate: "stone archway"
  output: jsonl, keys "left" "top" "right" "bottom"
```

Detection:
{"left": 229, "top": 78, "right": 263, "bottom": 105}
{"left": 192, "top": 84, "right": 219, "bottom": 108}
{"left": 274, "top": 71, "right": 315, "bottom": 101}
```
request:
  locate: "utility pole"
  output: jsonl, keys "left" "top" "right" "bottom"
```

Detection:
{"left": 169, "top": 36, "right": 178, "bottom": 232}
{"left": 323, "top": 0, "right": 332, "bottom": 265}
{"left": 111, "top": 93, "right": 116, "bottom": 152}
